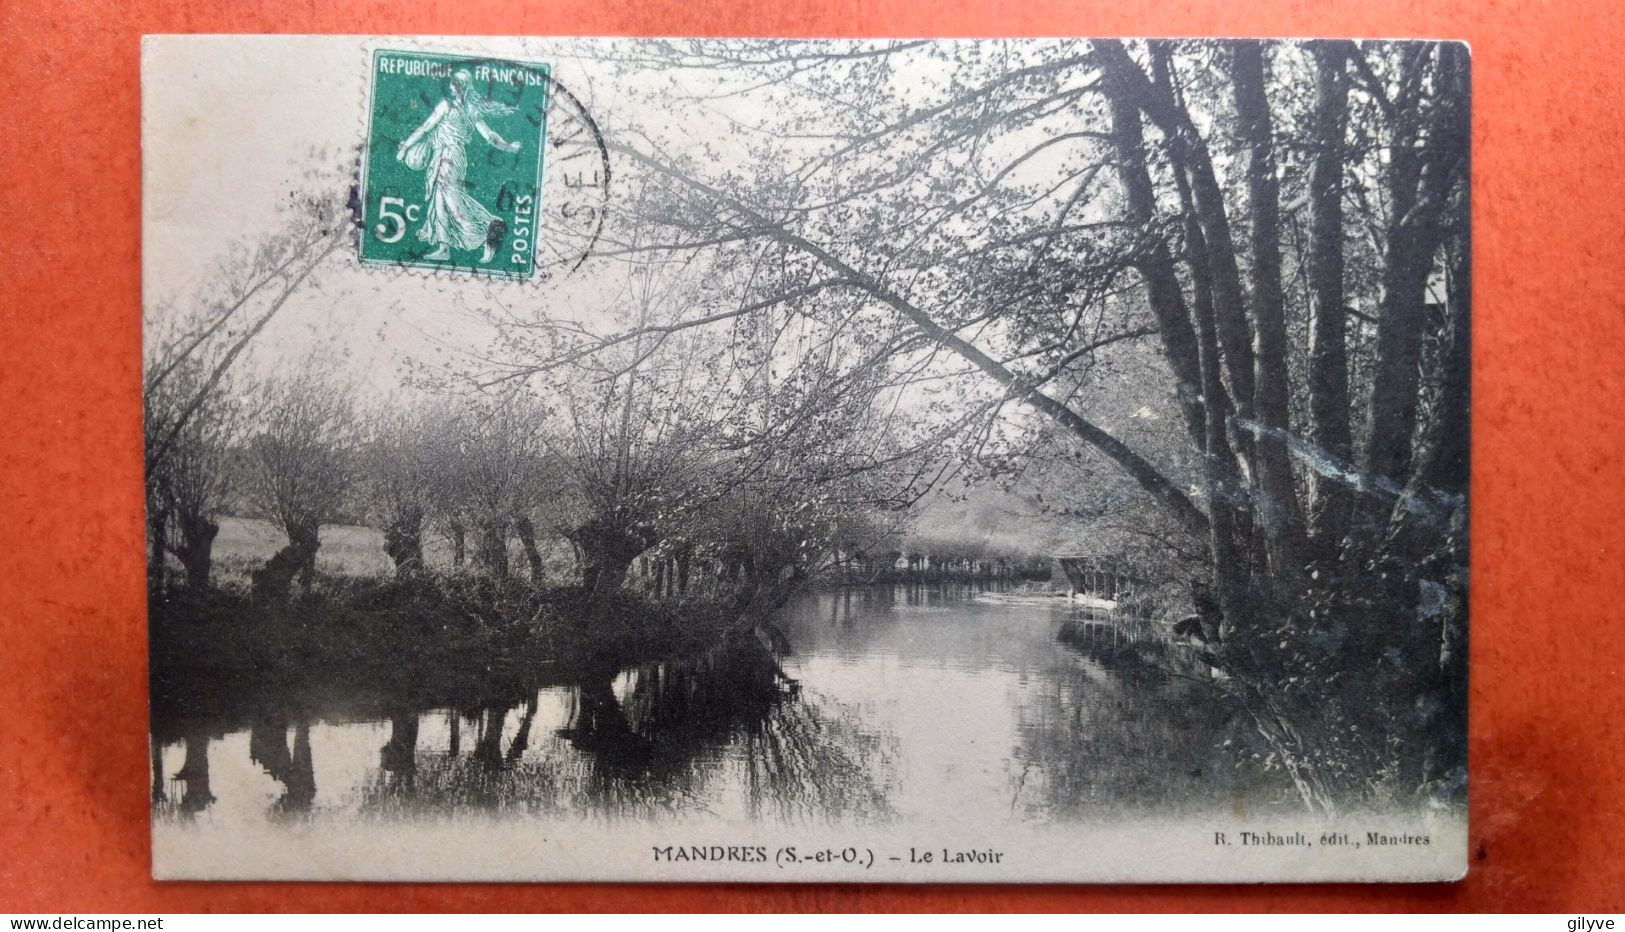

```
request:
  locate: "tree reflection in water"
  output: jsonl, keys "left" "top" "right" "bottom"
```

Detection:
{"left": 173, "top": 730, "right": 215, "bottom": 815}
{"left": 347, "top": 627, "right": 895, "bottom": 822}
{"left": 248, "top": 718, "right": 317, "bottom": 817}
{"left": 613, "top": 628, "right": 895, "bottom": 823}
{"left": 149, "top": 738, "right": 167, "bottom": 806}
{"left": 1014, "top": 614, "right": 1295, "bottom": 819}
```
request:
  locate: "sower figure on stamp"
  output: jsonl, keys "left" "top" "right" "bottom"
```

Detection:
{"left": 396, "top": 68, "right": 520, "bottom": 263}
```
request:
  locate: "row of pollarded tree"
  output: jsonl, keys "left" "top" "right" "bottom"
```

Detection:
{"left": 144, "top": 338, "right": 939, "bottom": 618}
{"left": 141, "top": 174, "right": 971, "bottom": 619}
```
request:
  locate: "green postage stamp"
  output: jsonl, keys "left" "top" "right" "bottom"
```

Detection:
{"left": 359, "top": 50, "right": 551, "bottom": 277}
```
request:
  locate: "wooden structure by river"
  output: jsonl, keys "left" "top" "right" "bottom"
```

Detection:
{"left": 1055, "top": 557, "right": 1143, "bottom": 605}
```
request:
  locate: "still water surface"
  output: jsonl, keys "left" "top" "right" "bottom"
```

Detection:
{"left": 150, "top": 584, "right": 1294, "bottom": 832}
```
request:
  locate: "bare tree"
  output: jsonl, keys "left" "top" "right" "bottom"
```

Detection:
{"left": 241, "top": 365, "right": 356, "bottom": 603}
{"left": 143, "top": 357, "right": 243, "bottom": 591}
{"left": 358, "top": 405, "right": 437, "bottom": 577}
{"left": 422, "top": 394, "right": 552, "bottom": 582}
{"left": 548, "top": 341, "right": 715, "bottom": 610}
{"left": 143, "top": 156, "right": 350, "bottom": 593}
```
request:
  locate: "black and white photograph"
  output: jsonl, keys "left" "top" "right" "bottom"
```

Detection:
{"left": 142, "top": 35, "right": 1470, "bottom": 882}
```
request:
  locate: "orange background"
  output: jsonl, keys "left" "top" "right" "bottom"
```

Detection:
{"left": 1, "top": 0, "right": 1621, "bottom": 913}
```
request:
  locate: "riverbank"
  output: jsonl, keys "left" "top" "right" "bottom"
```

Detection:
{"left": 154, "top": 583, "right": 1462, "bottom": 884}
{"left": 149, "top": 574, "right": 750, "bottom": 704}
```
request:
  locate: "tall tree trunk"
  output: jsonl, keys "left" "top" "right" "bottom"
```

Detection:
{"left": 1361, "top": 146, "right": 1429, "bottom": 485}
{"left": 1413, "top": 237, "right": 1471, "bottom": 498}
{"left": 1231, "top": 40, "right": 1308, "bottom": 581}
{"left": 676, "top": 544, "right": 692, "bottom": 594}
{"left": 1166, "top": 103, "right": 1253, "bottom": 633}
{"left": 1357, "top": 49, "right": 1471, "bottom": 779}
{"left": 383, "top": 505, "right": 424, "bottom": 577}
{"left": 297, "top": 524, "right": 319, "bottom": 594}
{"left": 1404, "top": 47, "right": 1473, "bottom": 506}
{"left": 1129, "top": 41, "right": 1259, "bottom": 458}
{"left": 1387, "top": 216, "right": 1470, "bottom": 730}
{"left": 1304, "top": 40, "right": 1356, "bottom": 556}
{"left": 571, "top": 518, "right": 653, "bottom": 618}
{"left": 590, "top": 548, "right": 636, "bottom": 602}
{"left": 450, "top": 522, "right": 466, "bottom": 568}
{"left": 513, "top": 514, "right": 546, "bottom": 582}
{"left": 252, "top": 519, "right": 319, "bottom": 605}
{"left": 735, "top": 546, "right": 809, "bottom": 622}
{"left": 1104, "top": 88, "right": 1207, "bottom": 451}
{"left": 174, "top": 510, "right": 219, "bottom": 591}
{"left": 1104, "top": 65, "right": 1248, "bottom": 630}
{"left": 476, "top": 519, "right": 509, "bottom": 580}
{"left": 1361, "top": 44, "right": 1470, "bottom": 516}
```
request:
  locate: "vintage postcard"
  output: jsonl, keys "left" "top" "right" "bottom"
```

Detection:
{"left": 142, "top": 35, "right": 1470, "bottom": 882}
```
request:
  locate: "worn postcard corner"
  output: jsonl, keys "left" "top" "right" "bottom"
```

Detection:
{"left": 141, "top": 34, "right": 1469, "bottom": 884}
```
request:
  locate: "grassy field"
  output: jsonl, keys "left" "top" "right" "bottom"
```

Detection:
{"left": 207, "top": 516, "right": 578, "bottom": 589}
{"left": 212, "top": 517, "right": 393, "bottom": 584}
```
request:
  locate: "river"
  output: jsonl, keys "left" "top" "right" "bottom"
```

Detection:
{"left": 150, "top": 583, "right": 1335, "bottom": 880}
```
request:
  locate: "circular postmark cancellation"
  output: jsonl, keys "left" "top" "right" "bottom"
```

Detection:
{"left": 357, "top": 49, "right": 611, "bottom": 280}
